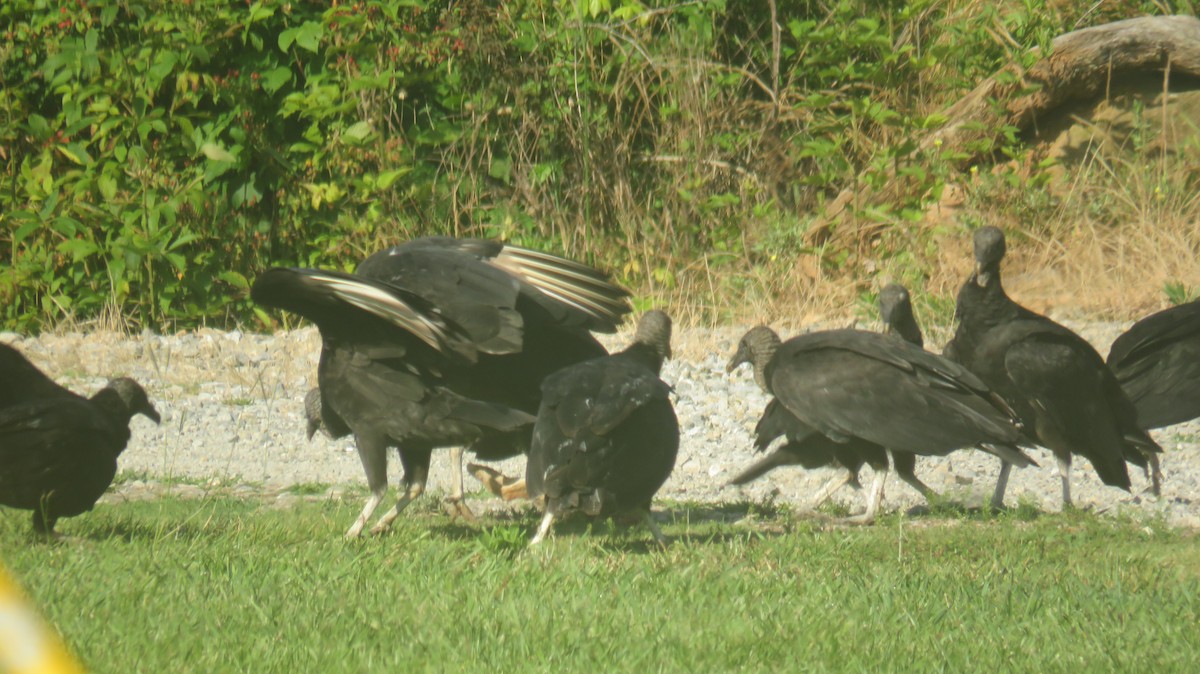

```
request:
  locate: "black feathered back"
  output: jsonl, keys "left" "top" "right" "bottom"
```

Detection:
{"left": 251, "top": 238, "right": 633, "bottom": 534}
{"left": 762, "top": 329, "right": 1032, "bottom": 465}
{"left": 525, "top": 311, "right": 678, "bottom": 519}
{"left": 1108, "top": 300, "right": 1200, "bottom": 429}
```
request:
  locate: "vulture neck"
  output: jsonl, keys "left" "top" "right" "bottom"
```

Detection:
{"left": 751, "top": 344, "right": 777, "bottom": 392}
{"left": 958, "top": 268, "right": 1024, "bottom": 333}
{"left": 890, "top": 315, "right": 924, "bottom": 348}
{"left": 620, "top": 341, "right": 665, "bottom": 374}
{"left": 89, "top": 387, "right": 135, "bottom": 425}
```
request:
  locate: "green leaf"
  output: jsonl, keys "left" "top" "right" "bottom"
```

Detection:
{"left": 146, "top": 52, "right": 178, "bottom": 92}
{"left": 233, "top": 178, "right": 263, "bottom": 208}
{"left": 218, "top": 271, "right": 250, "bottom": 290}
{"left": 201, "top": 143, "right": 237, "bottom": 162}
{"left": 261, "top": 67, "right": 292, "bottom": 94}
{"left": 57, "top": 238, "right": 100, "bottom": 262}
{"left": 56, "top": 143, "right": 93, "bottom": 166}
{"left": 343, "top": 121, "right": 373, "bottom": 144}
{"left": 488, "top": 158, "right": 512, "bottom": 184}
{"left": 281, "top": 21, "right": 323, "bottom": 53}
{"left": 376, "top": 168, "right": 411, "bottom": 190}
{"left": 97, "top": 174, "right": 118, "bottom": 201}
{"left": 169, "top": 229, "right": 200, "bottom": 250}
{"left": 247, "top": 2, "right": 276, "bottom": 23}
{"left": 27, "top": 115, "right": 50, "bottom": 139}
{"left": 11, "top": 216, "right": 41, "bottom": 245}
{"left": 278, "top": 27, "right": 299, "bottom": 52}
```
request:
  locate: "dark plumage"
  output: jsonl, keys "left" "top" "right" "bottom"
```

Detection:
{"left": 0, "top": 344, "right": 160, "bottom": 535}
{"left": 879, "top": 283, "right": 924, "bottom": 348}
{"left": 944, "top": 226, "right": 1162, "bottom": 507}
{"left": 727, "top": 326, "right": 1035, "bottom": 514}
{"left": 1107, "top": 300, "right": 1200, "bottom": 430}
{"left": 727, "top": 284, "right": 937, "bottom": 518}
{"left": 252, "top": 237, "right": 630, "bottom": 537}
{"left": 726, "top": 396, "right": 879, "bottom": 510}
{"left": 526, "top": 311, "right": 678, "bottom": 545}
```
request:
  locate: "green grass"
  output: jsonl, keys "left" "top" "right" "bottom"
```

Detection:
{"left": 1, "top": 499, "right": 1197, "bottom": 673}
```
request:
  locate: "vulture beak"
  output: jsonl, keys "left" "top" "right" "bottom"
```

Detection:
{"left": 973, "top": 262, "right": 994, "bottom": 288}
{"left": 725, "top": 345, "right": 750, "bottom": 373}
{"left": 141, "top": 403, "right": 162, "bottom": 425}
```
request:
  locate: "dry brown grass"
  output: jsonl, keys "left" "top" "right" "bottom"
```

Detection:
{"left": 928, "top": 99, "right": 1200, "bottom": 322}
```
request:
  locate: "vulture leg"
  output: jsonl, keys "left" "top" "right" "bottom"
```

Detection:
{"left": 530, "top": 510, "right": 556, "bottom": 545}
{"left": 442, "top": 447, "right": 479, "bottom": 523}
{"left": 501, "top": 480, "right": 528, "bottom": 501}
{"left": 892, "top": 451, "right": 937, "bottom": 501}
{"left": 468, "top": 463, "right": 528, "bottom": 501}
{"left": 844, "top": 468, "right": 888, "bottom": 525}
{"left": 1147, "top": 453, "right": 1163, "bottom": 497}
{"left": 643, "top": 510, "right": 668, "bottom": 547}
{"left": 990, "top": 460, "right": 1012, "bottom": 511}
{"left": 346, "top": 434, "right": 389, "bottom": 539}
{"left": 369, "top": 448, "right": 431, "bottom": 535}
{"left": 1057, "top": 454, "right": 1073, "bottom": 509}
{"left": 809, "top": 469, "right": 856, "bottom": 510}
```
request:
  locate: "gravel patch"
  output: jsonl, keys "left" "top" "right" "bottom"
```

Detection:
{"left": 3, "top": 319, "right": 1197, "bottom": 528}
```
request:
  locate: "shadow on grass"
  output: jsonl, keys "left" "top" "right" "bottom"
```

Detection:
{"left": 899, "top": 497, "right": 1047, "bottom": 523}
{"left": 62, "top": 516, "right": 219, "bottom": 544}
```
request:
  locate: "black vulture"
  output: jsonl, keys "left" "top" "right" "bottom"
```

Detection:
{"left": 251, "top": 237, "right": 631, "bottom": 537}
{"left": 1107, "top": 300, "right": 1200, "bottom": 430}
{"left": 725, "top": 284, "right": 937, "bottom": 520}
{"left": 944, "top": 226, "right": 1162, "bottom": 507}
{"left": 875, "top": 284, "right": 940, "bottom": 501}
{"left": 525, "top": 311, "right": 678, "bottom": 545}
{"left": 727, "top": 326, "right": 1035, "bottom": 514}
{"left": 0, "top": 344, "right": 160, "bottom": 535}
{"left": 878, "top": 283, "right": 925, "bottom": 348}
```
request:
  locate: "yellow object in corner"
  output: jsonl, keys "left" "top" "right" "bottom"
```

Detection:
{"left": 0, "top": 564, "right": 85, "bottom": 674}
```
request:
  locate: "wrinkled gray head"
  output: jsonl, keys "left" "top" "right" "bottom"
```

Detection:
{"left": 973, "top": 226, "right": 1007, "bottom": 287}
{"left": 106, "top": 377, "right": 161, "bottom": 424}
{"left": 632, "top": 310, "right": 673, "bottom": 361}
{"left": 878, "top": 283, "right": 923, "bottom": 348}
{"left": 878, "top": 284, "right": 911, "bottom": 322}
{"left": 727, "top": 326, "right": 781, "bottom": 392}
{"left": 304, "top": 388, "right": 323, "bottom": 441}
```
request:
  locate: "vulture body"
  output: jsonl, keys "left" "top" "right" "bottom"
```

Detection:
{"left": 0, "top": 344, "right": 160, "bottom": 535}
{"left": 944, "top": 227, "right": 1161, "bottom": 507}
{"left": 728, "top": 325, "right": 1034, "bottom": 514}
{"left": 526, "top": 311, "right": 678, "bottom": 545}
{"left": 728, "top": 284, "right": 937, "bottom": 518}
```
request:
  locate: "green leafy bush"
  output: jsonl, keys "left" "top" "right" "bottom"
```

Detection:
{"left": 0, "top": 0, "right": 1186, "bottom": 330}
